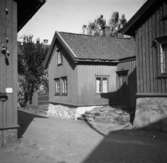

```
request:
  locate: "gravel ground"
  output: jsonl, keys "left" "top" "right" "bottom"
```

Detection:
{"left": 0, "top": 110, "right": 167, "bottom": 163}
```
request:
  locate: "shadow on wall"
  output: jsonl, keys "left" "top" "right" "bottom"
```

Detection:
{"left": 17, "top": 110, "right": 47, "bottom": 138}
{"left": 101, "top": 68, "right": 137, "bottom": 124}
{"left": 82, "top": 117, "right": 167, "bottom": 163}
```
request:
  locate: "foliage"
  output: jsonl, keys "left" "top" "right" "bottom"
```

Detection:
{"left": 82, "top": 12, "right": 127, "bottom": 36}
{"left": 18, "top": 36, "right": 48, "bottom": 107}
{"left": 83, "top": 15, "right": 106, "bottom": 36}
{"left": 109, "top": 12, "right": 127, "bottom": 36}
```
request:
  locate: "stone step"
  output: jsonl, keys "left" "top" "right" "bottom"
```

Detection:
{"left": 83, "top": 106, "right": 130, "bottom": 126}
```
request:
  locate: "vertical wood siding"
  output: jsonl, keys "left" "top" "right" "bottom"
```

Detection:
{"left": 0, "top": 0, "right": 17, "bottom": 129}
{"left": 48, "top": 41, "right": 78, "bottom": 106}
{"left": 77, "top": 64, "right": 117, "bottom": 106}
{"left": 136, "top": 1, "right": 167, "bottom": 94}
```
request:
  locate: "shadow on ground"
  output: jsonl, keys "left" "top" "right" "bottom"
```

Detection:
{"left": 83, "top": 117, "right": 167, "bottom": 163}
{"left": 17, "top": 110, "right": 47, "bottom": 138}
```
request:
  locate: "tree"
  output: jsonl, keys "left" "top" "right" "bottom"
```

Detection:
{"left": 119, "top": 14, "right": 127, "bottom": 29}
{"left": 18, "top": 35, "right": 48, "bottom": 107}
{"left": 83, "top": 12, "right": 127, "bottom": 37}
{"left": 87, "top": 22, "right": 99, "bottom": 36}
{"left": 83, "top": 15, "right": 106, "bottom": 36}
{"left": 109, "top": 11, "right": 119, "bottom": 36}
{"left": 96, "top": 15, "right": 106, "bottom": 35}
{"left": 109, "top": 12, "right": 127, "bottom": 36}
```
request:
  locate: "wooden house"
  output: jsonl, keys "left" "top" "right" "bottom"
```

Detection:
{"left": 121, "top": 0, "right": 167, "bottom": 128}
{"left": 44, "top": 32, "right": 136, "bottom": 111}
{"left": 0, "top": 0, "right": 45, "bottom": 146}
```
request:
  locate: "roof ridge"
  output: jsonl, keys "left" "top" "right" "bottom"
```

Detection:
{"left": 59, "top": 31, "right": 133, "bottom": 40}
{"left": 58, "top": 31, "right": 95, "bottom": 37}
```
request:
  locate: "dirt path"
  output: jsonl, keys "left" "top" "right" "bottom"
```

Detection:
{"left": 0, "top": 112, "right": 167, "bottom": 163}
{"left": 0, "top": 116, "right": 103, "bottom": 163}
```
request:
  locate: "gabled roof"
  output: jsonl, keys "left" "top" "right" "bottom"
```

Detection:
{"left": 15, "top": 0, "right": 46, "bottom": 31}
{"left": 121, "top": 0, "right": 164, "bottom": 36}
{"left": 44, "top": 31, "right": 135, "bottom": 68}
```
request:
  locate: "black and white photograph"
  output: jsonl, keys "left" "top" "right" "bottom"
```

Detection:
{"left": 0, "top": 0, "right": 167, "bottom": 162}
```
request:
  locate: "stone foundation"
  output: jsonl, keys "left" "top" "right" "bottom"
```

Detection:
{"left": 134, "top": 97, "right": 167, "bottom": 132}
{"left": 47, "top": 104, "right": 100, "bottom": 120}
{"left": 47, "top": 104, "right": 76, "bottom": 119}
{"left": 0, "top": 128, "right": 17, "bottom": 147}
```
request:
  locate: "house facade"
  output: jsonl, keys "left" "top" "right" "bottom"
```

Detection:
{"left": 44, "top": 32, "right": 136, "bottom": 111}
{"left": 0, "top": 0, "right": 45, "bottom": 146}
{"left": 122, "top": 0, "right": 167, "bottom": 128}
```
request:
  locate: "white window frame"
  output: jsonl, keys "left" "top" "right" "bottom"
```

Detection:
{"left": 96, "top": 76, "right": 109, "bottom": 93}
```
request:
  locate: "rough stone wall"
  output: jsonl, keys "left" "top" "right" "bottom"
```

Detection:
{"left": 0, "top": 129, "right": 17, "bottom": 147}
{"left": 134, "top": 97, "right": 167, "bottom": 132}
{"left": 47, "top": 104, "right": 76, "bottom": 120}
{"left": 47, "top": 104, "right": 98, "bottom": 120}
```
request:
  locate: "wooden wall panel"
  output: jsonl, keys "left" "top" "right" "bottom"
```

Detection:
{"left": 136, "top": 1, "right": 167, "bottom": 95}
{"left": 76, "top": 59, "right": 136, "bottom": 106}
{"left": 0, "top": 0, "right": 6, "bottom": 129}
{"left": 0, "top": 0, "right": 17, "bottom": 129}
{"left": 77, "top": 64, "right": 117, "bottom": 106}
{"left": 48, "top": 41, "right": 78, "bottom": 106}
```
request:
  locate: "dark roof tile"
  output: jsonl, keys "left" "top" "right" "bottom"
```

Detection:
{"left": 59, "top": 32, "right": 135, "bottom": 60}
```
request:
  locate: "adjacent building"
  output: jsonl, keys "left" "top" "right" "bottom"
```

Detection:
{"left": 0, "top": 0, "right": 45, "bottom": 146}
{"left": 122, "top": 0, "right": 167, "bottom": 128}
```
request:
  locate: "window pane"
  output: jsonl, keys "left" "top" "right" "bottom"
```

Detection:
{"left": 57, "top": 52, "right": 62, "bottom": 65}
{"left": 55, "top": 79, "right": 60, "bottom": 94}
{"left": 62, "top": 77, "right": 67, "bottom": 95}
{"left": 96, "top": 78, "right": 101, "bottom": 93}
{"left": 65, "top": 79, "right": 67, "bottom": 94}
{"left": 102, "top": 78, "right": 108, "bottom": 93}
{"left": 160, "top": 44, "right": 166, "bottom": 74}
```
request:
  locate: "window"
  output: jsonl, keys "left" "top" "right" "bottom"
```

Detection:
{"left": 55, "top": 78, "right": 60, "bottom": 95}
{"left": 96, "top": 77, "right": 101, "bottom": 93}
{"left": 154, "top": 36, "right": 167, "bottom": 76}
{"left": 96, "top": 76, "right": 109, "bottom": 93}
{"left": 117, "top": 70, "right": 128, "bottom": 88}
{"left": 159, "top": 43, "right": 167, "bottom": 74}
{"left": 57, "top": 50, "right": 63, "bottom": 65}
{"left": 62, "top": 77, "right": 68, "bottom": 96}
{"left": 118, "top": 74, "right": 128, "bottom": 87}
{"left": 54, "top": 77, "right": 68, "bottom": 96}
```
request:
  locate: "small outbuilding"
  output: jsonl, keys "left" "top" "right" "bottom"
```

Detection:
{"left": 44, "top": 32, "right": 136, "bottom": 110}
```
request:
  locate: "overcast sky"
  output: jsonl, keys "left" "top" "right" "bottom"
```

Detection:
{"left": 18, "top": 0, "right": 146, "bottom": 43}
